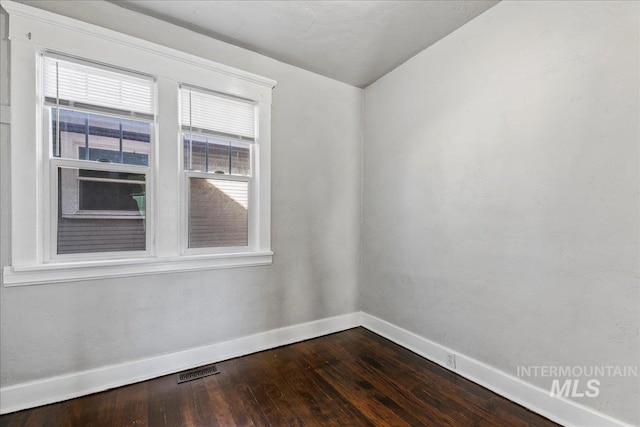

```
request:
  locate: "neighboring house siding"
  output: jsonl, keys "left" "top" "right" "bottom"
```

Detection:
{"left": 57, "top": 177, "right": 146, "bottom": 254}
{"left": 57, "top": 217, "right": 146, "bottom": 254}
{"left": 57, "top": 179, "right": 249, "bottom": 253}
{"left": 188, "top": 178, "right": 248, "bottom": 248}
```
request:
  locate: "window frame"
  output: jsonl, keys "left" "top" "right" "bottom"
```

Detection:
{"left": 41, "top": 58, "right": 156, "bottom": 260}
{"left": 179, "top": 86, "right": 258, "bottom": 255}
{"left": 2, "top": 0, "right": 276, "bottom": 286}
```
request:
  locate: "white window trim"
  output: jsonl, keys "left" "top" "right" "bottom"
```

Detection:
{"left": 2, "top": 0, "right": 276, "bottom": 287}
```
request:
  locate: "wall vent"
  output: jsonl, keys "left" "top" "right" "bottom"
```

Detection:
{"left": 177, "top": 364, "right": 219, "bottom": 383}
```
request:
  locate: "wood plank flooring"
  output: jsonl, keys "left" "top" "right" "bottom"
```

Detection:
{"left": 0, "top": 327, "right": 559, "bottom": 426}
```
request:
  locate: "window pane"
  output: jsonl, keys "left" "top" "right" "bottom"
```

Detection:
{"left": 183, "top": 134, "right": 231, "bottom": 174}
{"left": 188, "top": 177, "right": 248, "bottom": 248}
{"left": 231, "top": 141, "right": 251, "bottom": 176}
{"left": 78, "top": 170, "right": 146, "bottom": 212}
{"left": 183, "top": 134, "right": 250, "bottom": 176}
{"left": 53, "top": 108, "right": 150, "bottom": 166}
{"left": 57, "top": 167, "right": 146, "bottom": 254}
{"left": 207, "top": 140, "right": 231, "bottom": 174}
{"left": 183, "top": 134, "right": 208, "bottom": 172}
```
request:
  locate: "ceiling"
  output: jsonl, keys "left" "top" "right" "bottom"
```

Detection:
{"left": 109, "top": 1, "right": 499, "bottom": 88}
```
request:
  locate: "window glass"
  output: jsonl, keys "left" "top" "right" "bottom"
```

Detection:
{"left": 231, "top": 141, "right": 251, "bottom": 176}
{"left": 188, "top": 177, "right": 248, "bottom": 248}
{"left": 52, "top": 108, "right": 150, "bottom": 166}
{"left": 77, "top": 170, "right": 146, "bottom": 212}
{"left": 183, "top": 134, "right": 210, "bottom": 173}
{"left": 57, "top": 167, "right": 146, "bottom": 254}
{"left": 183, "top": 134, "right": 251, "bottom": 176}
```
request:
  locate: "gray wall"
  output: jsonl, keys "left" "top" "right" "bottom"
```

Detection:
{"left": 0, "top": 0, "right": 361, "bottom": 385}
{"left": 362, "top": 1, "right": 639, "bottom": 424}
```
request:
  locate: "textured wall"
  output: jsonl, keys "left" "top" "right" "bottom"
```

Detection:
{"left": 362, "top": 1, "right": 639, "bottom": 424}
{"left": 0, "top": 1, "right": 361, "bottom": 386}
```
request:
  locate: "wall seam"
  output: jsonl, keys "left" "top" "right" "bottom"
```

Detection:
{"left": 357, "top": 88, "right": 365, "bottom": 311}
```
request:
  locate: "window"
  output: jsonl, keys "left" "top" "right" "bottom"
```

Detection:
{"left": 3, "top": 1, "right": 275, "bottom": 285}
{"left": 181, "top": 86, "right": 255, "bottom": 249}
{"left": 43, "top": 55, "right": 154, "bottom": 257}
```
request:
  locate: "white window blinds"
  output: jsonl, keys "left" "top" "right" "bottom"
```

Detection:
{"left": 181, "top": 86, "right": 256, "bottom": 141}
{"left": 43, "top": 55, "right": 154, "bottom": 117}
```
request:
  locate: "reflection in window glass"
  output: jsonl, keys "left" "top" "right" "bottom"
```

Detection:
{"left": 183, "top": 134, "right": 250, "bottom": 176}
{"left": 52, "top": 108, "right": 150, "bottom": 166}
{"left": 207, "top": 140, "right": 231, "bottom": 174}
{"left": 183, "top": 135, "right": 208, "bottom": 172}
{"left": 78, "top": 170, "right": 146, "bottom": 212}
{"left": 231, "top": 141, "right": 250, "bottom": 176}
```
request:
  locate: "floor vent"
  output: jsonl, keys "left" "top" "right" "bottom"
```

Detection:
{"left": 177, "top": 364, "right": 219, "bottom": 384}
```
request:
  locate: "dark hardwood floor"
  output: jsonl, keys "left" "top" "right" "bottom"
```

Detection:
{"left": 0, "top": 327, "right": 559, "bottom": 426}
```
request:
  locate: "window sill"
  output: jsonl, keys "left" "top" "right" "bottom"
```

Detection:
{"left": 2, "top": 251, "right": 273, "bottom": 287}
{"left": 62, "top": 213, "right": 145, "bottom": 220}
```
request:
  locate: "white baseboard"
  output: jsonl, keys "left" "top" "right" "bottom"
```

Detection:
{"left": 0, "top": 312, "right": 360, "bottom": 415}
{"left": 359, "top": 312, "right": 635, "bottom": 427}
{"left": 1, "top": 311, "right": 635, "bottom": 427}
